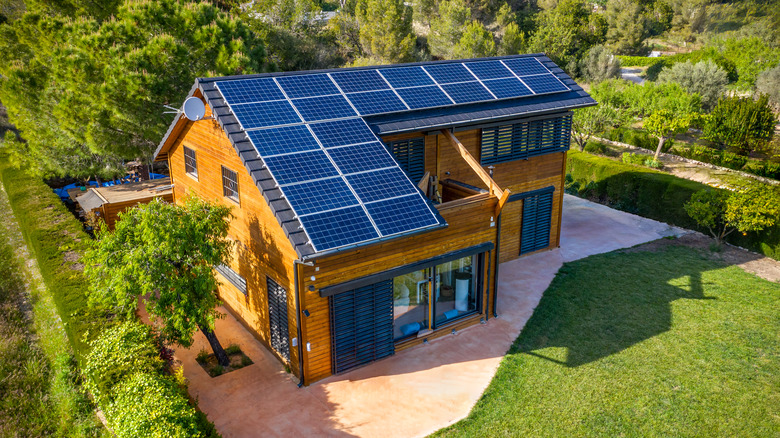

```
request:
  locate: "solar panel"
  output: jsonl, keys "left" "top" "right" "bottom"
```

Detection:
{"left": 346, "top": 90, "right": 407, "bottom": 115}
{"left": 502, "top": 58, "right": 549, "bottom": 77}
{"left": 230, "top": 101, "right": 301, "bottom": 129}
{"left": 346, "top": 168, "right": 418, "bottom": 203}
{"left": 215, "top": 78, "right": 286, "bottom": 104}
{"left": 441, "top": 81, "right": 494, "bottom": 104}
{"left": 423, "top": 64, "right": 475, "bottom": 84}
{"left": 246, "top": 125, "right": 321, "bottom": 156}
{"left": 330, "top": 70, "right": 390, "bottom": 93}
{"left": 378, "top": 67, "right": 434, "bottom": 88}
{"left": 521, "top": 74, "right": 569, "bottom": 94}
{"left": 326, "top": 142, "right": 398, "bottom": 174}
{"left": 299, "top": 206, "right": 379, "bottom": 251}
{"left": 365, "top": 194, "right": 438, "bottom": 236}
{"left": 281, "top": 177, "right": 359, "bottom": 216}
{"left": 395, "top": 86, "right": 453, "bottom": 109}
{"left": 464, "top": 61, "right": 514, "bottom": 80}
{"left": 276, "top": 74, "right": 340, "bottom": 99}
{"left": 291, "top": 95, "right": 357, "bottom": 122}
{"left": 482, "top": 77, "right": 533, "bottom": 99}
{"left": 264, "top": 150, "right": 339, "bottom": 185}
{"left": 309, "top": 118, "right": 377, "bottom": 148}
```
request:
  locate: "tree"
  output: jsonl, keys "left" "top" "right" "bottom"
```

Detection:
{"left": 644, "top": 109, "right": 697, "bottom": 160}
{"left": 684, "top": 185, "right": 780, "bottom": 245}
{"left": 527, "top": 0, "right": 605, "bottom": 71}
{"left": 0, "top": 0, "right": 265, "bottom": 180}
{"left": 355, "top": 0, "right": 416, "bottom": 63}
{"left": 84, "top": 197, "right": 234, "bottom": 367}
{"left": 498, "top": 21, "right": 526, "bottom": 56}
{"left": 658, "top": 60, "right": 728, "bottom": 111}
{"left": 756, "top": 64, "right": 780, "bottom": 110}
{"left": 453, "top": 21, "right": 496, "bottom": 58}
{"left": 571, "top": 105, "right": 622, "bottom": 151}
{"left": 428, "top": 0, "right": 471, "bottom": 59}
{"left": 604, "top": 0, "right": 649, "bottom": 55}
{"left": 579, "top": 45, "right": 621, "bottom": 84}
{"left": 703, "top": 95, "right": 776, "bottom": 156}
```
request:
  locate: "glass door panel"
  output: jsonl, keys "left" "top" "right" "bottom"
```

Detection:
{"left": 434, "top": 255, "right": 478, "bottom": 326}
{"left": 393, "top": 268, "right": 429, "bottom": 340}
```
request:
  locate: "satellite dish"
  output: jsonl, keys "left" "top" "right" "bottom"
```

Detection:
{"left": 182, "top": 97, "right": 206, "bottom": 121}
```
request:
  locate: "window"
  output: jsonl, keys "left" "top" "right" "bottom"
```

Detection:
{"left": 215, "top": 264, "right": 247, "bottom": 295}
{"left": 183, "top": 146, "right": 198, "bottom": 178}
{"left": 221, "top": 166, "right": 239, "bottom": 203}
{"left": 480, "top": 113, "right": 572, "bottom": 165}
{"left": 385, "top": 137, "right": 425, "bottom": 183}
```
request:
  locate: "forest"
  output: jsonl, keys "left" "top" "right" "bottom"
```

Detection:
{"left": 0, "top": 0, "right": 778, "bottom": 182}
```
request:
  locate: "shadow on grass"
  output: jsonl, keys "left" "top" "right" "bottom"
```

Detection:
{"left": 512, "top": 246, "right": 717, "bottom": 367}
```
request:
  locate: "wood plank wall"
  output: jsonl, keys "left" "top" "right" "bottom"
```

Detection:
{"left": 166, "top": 104, "right": 302, "bottom": 377}
{"left": 101, "top": 193, "right": 174, "bottom": 230}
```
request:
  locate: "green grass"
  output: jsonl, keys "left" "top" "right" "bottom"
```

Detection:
{"left": 433, "top": 245, "right": 780, "bottom": 437}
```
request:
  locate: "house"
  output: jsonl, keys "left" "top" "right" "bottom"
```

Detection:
{"left": 154, "top": 54, "right": 595, "bottom": 385}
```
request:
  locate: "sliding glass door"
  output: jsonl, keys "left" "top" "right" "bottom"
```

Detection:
{"left": 393, "top": 268, "right": 429, "bottom": 340}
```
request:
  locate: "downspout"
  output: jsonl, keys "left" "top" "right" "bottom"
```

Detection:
{"left": 485, "top": 249, "right": 491, "bottom": 322}
{"left": 293, "top": 259, "right": 313, "bottom": 388}
{"left": 493, "top": 213, "right": 501, "bottom": 318}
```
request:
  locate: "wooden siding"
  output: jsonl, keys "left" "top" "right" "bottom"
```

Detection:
{"left": 166, "top": 103, "right": 302, "bottom": 377}
{"left": 297, "top": 195, "right": 499, "bottom": 384}
{"left": 100, "top": 193, "right": 174, "bottom": 230}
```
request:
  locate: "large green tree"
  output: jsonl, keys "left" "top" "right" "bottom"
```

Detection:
{"left": 658, "top": 60, "right": 728, "bottom": 111}
{"left": 0, "top": 0, "right": 265, "bottom": 179}
{"left": 428, "top": 0, "right": 471, "bottom": 59}
{"left": 453, "top": 21, "right": 496, "bottom": 59}
{"left": 84, "top": 197, "right": 235, "bottom": 367}
{"left": 604, "top": 0, "right": 649, "bottom": 55}
{"left": 354, "top": 0, "right": 416, "bottom": 63}
{"left": 703, "top": 95, "right": 776, "bottom": 156}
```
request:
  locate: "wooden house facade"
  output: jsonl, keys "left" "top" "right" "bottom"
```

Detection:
{"left": 154, "top": 55, "right": 595, "bottom": 385}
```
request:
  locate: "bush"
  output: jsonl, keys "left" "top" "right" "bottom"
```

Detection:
{"left": 106, "top": 373, "right": 204, "bottom": 438}
{"left": 580, "top": 45, "right": 621, "bottom": 83}
{"left": 703, "top": 95, "right": 776, "bottom": 156}
{"left": 616, "top": 55, "right": 662, "bottom": 67}
{"left": 621, "top": 152, "right": 661, "bottom": 168}
{"left": 658, "top": 60, "right": 728, "bottom": 110}
{"left": 83, "top": 321, "right": 164, "bottom": 405}
{"left": 756, "top": 65, "right": 780, "bottom": 110}
{"left": 645, "top": 49, "right": 739, "bottom": 83}
{"left": 602, "top": 127, "right": 671, "bottom": 152}
{"left": 743, "top": 161, "right": 780, "bottom": 180}
{"left": 584, "top": 141, "right": 608, "bottom": 154}
{"left": 566, "top": 150, "right": 780, "bottom": 260}
{"left": 676, "top": 146, "right": 749, "bottom": 170}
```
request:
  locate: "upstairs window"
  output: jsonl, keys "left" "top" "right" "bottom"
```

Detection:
{"left": 222, "top": 166, "right": 239, "bottom": 203}
{"left": 385, "top": 137, "right": 425, "bottom": 183}
{"left": 183, "top": 146, "right": 198, "bottom": 178}
{"left": 480, "top": 113, "right": 572, "bottom": 165}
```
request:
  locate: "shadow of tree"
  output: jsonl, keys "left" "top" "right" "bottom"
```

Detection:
{"left": 512, "top": 246, "right": 717, "bottom": 367}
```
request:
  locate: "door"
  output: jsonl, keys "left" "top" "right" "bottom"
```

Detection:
{"left": 520, "top": 190, "right": 554, "bottom": 255}
{"left": 330, "top": 280, "right": 395, "bottom": 374}
{"left": 267, "top": 276, "right": 290, "bottom": 362}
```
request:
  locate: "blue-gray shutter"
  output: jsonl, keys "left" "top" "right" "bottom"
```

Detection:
{"left": 267, "top": 277, "right": 290, "bottom": 362}
{"left": 520, "top": 191, "right": 554, "bottom": 255}
{"left": 385, "top": 137, "right": 425, "bottom": 182}
{"left": 330, "top": 279, "right": 394, "bottom": 374}
{"left": 481, "top": 114, "right": 572, "bottom": 165}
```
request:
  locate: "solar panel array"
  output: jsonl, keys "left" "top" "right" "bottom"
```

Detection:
{"left": 214, "top": 57, "right": 569, "bottom": 253}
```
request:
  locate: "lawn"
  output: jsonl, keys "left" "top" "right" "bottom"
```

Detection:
{"left": 433, "top": 244, "right": 780, "bottom": 437}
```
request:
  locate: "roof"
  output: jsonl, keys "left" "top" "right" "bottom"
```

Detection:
{"left": 154, "top": 54, "right": 595, "bottom": 260}
{"left": 76, "top": 178, "right": 173, "bottom": 211}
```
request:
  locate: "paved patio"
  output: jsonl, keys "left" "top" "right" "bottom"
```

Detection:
{"left": 176, "top": 195, "right": 686, "bottom": 438}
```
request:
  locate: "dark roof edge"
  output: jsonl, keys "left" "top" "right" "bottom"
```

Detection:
{"left": 153, "top": 81, "right": 201, "bottom": 161}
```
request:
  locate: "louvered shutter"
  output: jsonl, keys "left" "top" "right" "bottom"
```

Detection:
{"left": 330, "top": 280, "right": 394, "bottom": 374}
{"left": 520, "top": 191, "right": 554, "bottom": 255}
{"left": 385, "top": 138, "right": 425, "bottom": 182}
{"left": 267, "top": 277, "right": 290, "bottom": 362}
{"left": 481, "top": 113, "right": 572, "bottom": 165}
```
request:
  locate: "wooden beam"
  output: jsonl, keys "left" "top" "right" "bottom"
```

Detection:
{"left": 440, "top": 129, "right": 507, "bottom": 201}
{"left": 495, "top": 189, "right": 511, "bottom": 217}
{"left": 417, "top": 171, "right": 430, "bottom": 193}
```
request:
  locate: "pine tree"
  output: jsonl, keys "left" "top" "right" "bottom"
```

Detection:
{"left": 453, "top": 21, "right": 496, "bottom": 59}
{"left": 428, "top": 0, "right": 471, "bottom": 59}
{"left": 355, "top": 0, "right": 416, "bottom": 63}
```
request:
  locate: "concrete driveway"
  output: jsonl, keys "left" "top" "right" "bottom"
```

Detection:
{"left": 176, "top": 195, "right": 686, "bottom": 438}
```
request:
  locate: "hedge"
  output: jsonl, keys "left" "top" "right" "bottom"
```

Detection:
{"left": 0, "top": 152, "right": 219, "bottom": 437}
{"left": 566, "top": 150, "right": 780, "bottom": 260}
{"left": 616, "top": 55, "right": 663, "bottom": 67}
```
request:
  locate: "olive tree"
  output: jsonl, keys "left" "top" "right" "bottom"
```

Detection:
{"left": 644, "top": 109, "right": 697, "bottom": 161}
{"left": 85, "top": 197, "right": 234, "bottom": 367}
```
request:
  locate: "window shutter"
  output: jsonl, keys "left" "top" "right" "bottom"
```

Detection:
{"left": 520, "top": 190, "right": 554, "bottom": 255}
{"left": 330, "top": 279, "right": 394, "bottom": 374}
{"left": 267, "top": 277, "right": 290, "bottom": 362}
{"left": 385, "top": 137, "right": 425, "bottom": 182}
{"left": 481, "top": 113, "right": 572, "bottom": 165}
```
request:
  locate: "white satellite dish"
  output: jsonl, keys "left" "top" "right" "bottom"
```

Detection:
{"left": 182, "top": 97, "right": 206, "bottom": 121}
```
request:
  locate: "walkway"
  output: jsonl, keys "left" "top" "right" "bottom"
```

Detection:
{"left": 175, "top": 195, "right": 686, "bottom": 438}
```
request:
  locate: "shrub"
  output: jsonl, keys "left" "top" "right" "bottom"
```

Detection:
{"left": 756, "top": 65, "right": 780, "bottom": 110}
{"left": 621, "top": 152, "right": 661, "bottom": 168}
{"left": 645, "top": 49, "right": 739, "bottom": 82}
{"left": 196, "top": 349, "right": 210, "bottom": 364}
{"left": 743, "top": 161, "right": 780, "bottom": 180}
{"left": 566, "top": 150, "right": 780, "bottom": 260}
{"left": 658, "top": 60, "right": 728, "bottom": 110}
{"left": 584, "top": 141, "right": 608, "bottom": 154}
{"left": 106, "top": 373, "right": 203, "bottom": 438}
{"left": 83, "top": 321, "right": 164, "bottom": 405}
{"left": 676, "top": 146, "right": 749, "bottom": 170}
{"left": 580, "top": 45, "right": 621, "bottom": 83}
{"left": 703, "top": 95, "right": 776, "bottom": 156}
{"left": 616, "top": 55, "right": 662, "bottom": 67}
